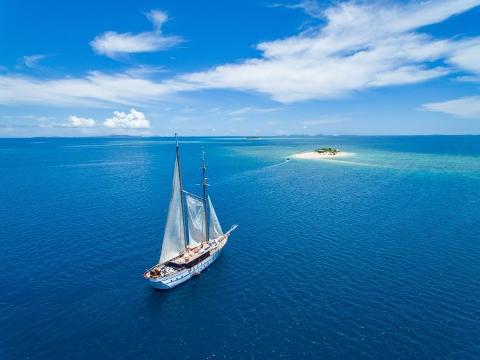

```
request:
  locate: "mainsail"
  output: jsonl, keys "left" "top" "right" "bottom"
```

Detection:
{"left": 159, "top": 153, "right": 186, "bottom": 263}
{"left": 208, "top": 196, "right": 223, "bottom": 240}
{"left": 186, "top": 193, "right": 206, "bottom": 247}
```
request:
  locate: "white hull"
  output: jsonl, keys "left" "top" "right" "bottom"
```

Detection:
{"left": 146, "top": 241, "right": 224, "bottom": 290}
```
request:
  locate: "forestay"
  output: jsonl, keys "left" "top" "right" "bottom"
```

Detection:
{"left": 208, "top": 196, "right": 223, "bottom": 240}
{"left": 186, "top": 194, "right": 206, "bottom": 247}
{"left": 160, "top": 155, "right": 186, "bottom": 263}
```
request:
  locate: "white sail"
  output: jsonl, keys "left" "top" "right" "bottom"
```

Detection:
{"left": 186, "top": 194, "right": 206, "bottom": 247}
{"left": 208, "top": 196, "right": 223, "bottom": 240}
{"left": 159, "top": 155, "right": 186, "bottom": 263}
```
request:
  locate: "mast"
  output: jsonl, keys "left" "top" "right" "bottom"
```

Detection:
{"left": 201, "top": 147, "right": 209, "bottom": 243}
{"left": 175, "top": 133, "right": 188, "bottom": 250}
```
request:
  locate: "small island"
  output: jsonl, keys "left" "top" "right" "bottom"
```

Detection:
{"left": 292, "top": 146, "right": 354, "bottom": 160}
{"left": 315, "top": 147, "right": 339, "bottom": 155}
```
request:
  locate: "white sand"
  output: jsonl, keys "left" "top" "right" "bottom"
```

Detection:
{"left": 292, "top": 151, "right": 355, "bottom": 159}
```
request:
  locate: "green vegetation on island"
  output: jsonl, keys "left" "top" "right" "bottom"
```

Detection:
{"left": 315, "top": 147, "right": 339, "bottom": 155}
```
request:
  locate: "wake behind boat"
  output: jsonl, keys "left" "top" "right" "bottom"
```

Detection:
{"left": 144, "top": 136, "right": 237, "bottom": 290}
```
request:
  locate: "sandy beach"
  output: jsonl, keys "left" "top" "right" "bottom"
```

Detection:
{"left": 292, "top": 151, "right": 355, "bottom": 159}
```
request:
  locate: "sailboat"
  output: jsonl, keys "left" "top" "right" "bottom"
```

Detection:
{"left": 144, "top": 136, "right": 237, "bottom": 290}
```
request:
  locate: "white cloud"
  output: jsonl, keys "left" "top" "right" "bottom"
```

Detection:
{"left": 147, "top": 10, "right": 169, "bottom": 30}
{"left": 103, "top": 109, "right": 150, "bottom": 128}
{"left": 271, "top": 0, "right": 324, "bottom": 19}
{"left": 38, "top": 110, "right": 149, "bottom": 130}
{"left": 448, "top": 40, "right": 480, "bottom": 74}
{"left": 181, "top": 0, "right": 480, "bottom": 102}
{"left": 91, "top": 32, "right": 180, "bottom": 58}
{"left": 67, "top": 115, "right": 96, "bottom": 127}
{"left": 1, "top": 114, "right": 52, "bottom": 122}
{"left": 456, "top": 75, "right": 480, "bottom": 83}
{"left": 227, "top": 106, "right": 280, "bottom": 116}
{"left": 1, "top": 1, "right": 480, "bottom": 107}
{"left": 0, "top": 71, "right": 185, "bottom": 107}
{"left": 23, "top": 54, "right": 50, "bottom": 69}
{"left": 90, "top": 9, "right": 182, "bottom": 58}
{"left": 422, "top": 96, "right": 480, "bottom": 119}
{"left": 302, "top": 118, "right": 346, "bottom": 126}
{"left": 37, "top": 115, "right": 96, "bottom": 128}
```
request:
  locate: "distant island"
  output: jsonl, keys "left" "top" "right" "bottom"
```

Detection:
{"left": 292, "top": 147, "right": 354, "bottom": 159}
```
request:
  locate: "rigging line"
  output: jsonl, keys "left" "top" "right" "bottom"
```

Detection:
{"left": 175, "top": 133, "right": 188, "bottom": 249}
{"left": 201, "top": 146, "right": 209, "bottom": 243}
{"left": 182, "top": 190, "right": 203, "bottom": 200}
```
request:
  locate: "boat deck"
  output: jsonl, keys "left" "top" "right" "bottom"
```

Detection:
{"left": 171, "top": 243, "right": 210, "bottom": 265}
{"left": 144, "top": 236, "right": 226, "bottom": 279}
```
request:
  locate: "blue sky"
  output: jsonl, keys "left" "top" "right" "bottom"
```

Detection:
{"left": 1, "top": 0, "right": 480, "bottom": 136}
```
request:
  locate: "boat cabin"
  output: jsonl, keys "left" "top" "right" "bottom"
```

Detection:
{"left": 168, "top": 250, "right": 211, "bottom": 269}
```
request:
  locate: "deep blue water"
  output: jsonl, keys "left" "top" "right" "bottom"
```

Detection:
{"left": 1, "top": 136, "right": 480, "bottom": 359}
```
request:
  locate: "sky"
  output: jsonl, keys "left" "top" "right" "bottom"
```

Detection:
{"left": 1, "top": 0, "right": 480, "bottom": 137}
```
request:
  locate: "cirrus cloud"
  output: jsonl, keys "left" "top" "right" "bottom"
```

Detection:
{"left": 90, "top": 9, "right": 182, "bottom": 59}
{"left": 180, "top": 0, "right": 480, "bottom": 102}
{"left": 23, "top": 54, "right": 51, "bottom": 69}
{"left": 422, "top": 96, "right": 480, "bottom": 119}
{"left": 1, "top": 1, "right": 480, "bottom": 107}
{"left": 0, "top": 71, "right": 183, "bottom": 107}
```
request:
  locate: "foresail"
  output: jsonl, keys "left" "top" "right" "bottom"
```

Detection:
{"left": 160, "top": 157, "right": 186, "bottom": 263}
{"left": 208, "top": 196, "right": 223, "bottom": 240}
{"left": 186, "top": 194, "right": 206, "bottom": 247}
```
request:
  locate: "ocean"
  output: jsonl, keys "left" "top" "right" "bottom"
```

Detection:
{"left": 1, "top": 136, "right": 479, "bottom": 359}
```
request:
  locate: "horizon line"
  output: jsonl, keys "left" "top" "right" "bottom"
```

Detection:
{"left": 1, "top": 134, "right": 480, "bottom": 139}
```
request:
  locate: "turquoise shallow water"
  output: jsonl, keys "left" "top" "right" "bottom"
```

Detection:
{"left": 1, "top": 136, "right": 480, "bottom": 359}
